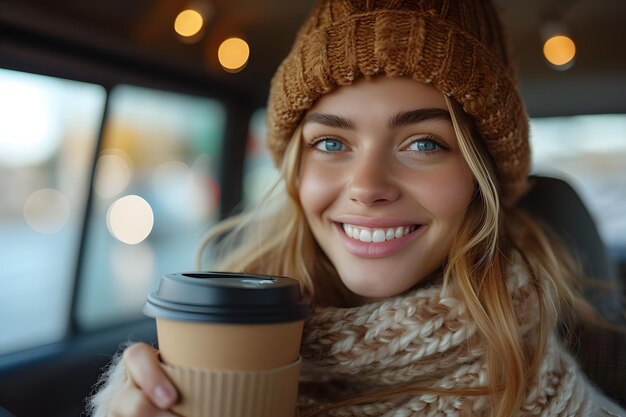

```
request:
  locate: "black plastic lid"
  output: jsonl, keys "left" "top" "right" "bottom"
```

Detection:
{"left": 143, "top": 272, "right": 312, "bottom": 324}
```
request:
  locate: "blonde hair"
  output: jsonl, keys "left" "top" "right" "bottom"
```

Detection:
{"left": 443, "top": 96, "right": 593, "bottom": 417}
{"left": 196, "top": 95, "right": 594, "bottom": 417}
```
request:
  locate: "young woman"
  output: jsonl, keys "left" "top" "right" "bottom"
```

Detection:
{"left": 89, "top": 1, "right": 625, "bottom": 416}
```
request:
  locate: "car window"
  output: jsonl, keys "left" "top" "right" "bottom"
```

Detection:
{"left": 242, "top": 108, "right": 278, "bottom": 205}
{"left": 0, "top": 68, "right": 105, "bottom": 355}
{"left": 75, "top": 85, "right": 226, "bottom": 330}
{"left": 530, "top": 114, "right": 626, "bottom": 255}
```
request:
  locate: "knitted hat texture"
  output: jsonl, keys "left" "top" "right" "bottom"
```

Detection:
{"left": 266, "top": 0, "right": 530, "bottom": 206}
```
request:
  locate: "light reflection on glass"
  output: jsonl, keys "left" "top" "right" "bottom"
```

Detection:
{"left": 106, "top": 195, "right": 154, "bottom": 244}
{"left": 23, "top": 188, "right": 70, "bottom": 234}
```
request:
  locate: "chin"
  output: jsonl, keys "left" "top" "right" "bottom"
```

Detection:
{"left": 334, "top": 260, "right": 444, "bottom": 300}
{"left": 338, "top": 273, "right": 417, "bottom": 299}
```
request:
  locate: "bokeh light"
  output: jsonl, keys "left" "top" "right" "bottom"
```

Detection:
{"left": 23, "top": 188, "right": 70, "bottom": 234}
{"left": 174, "top": 9, "right": 204, "bottom": 38}
{"left": 543, "top": 35, "right": 576, "bottom": 69}
{"left": 94, "top": 149, "right": 134, "bottom": 199}
{"left": 218, "top": 37, "right": 250, "bottom": 72}
{"left": 106, "top": 195, "right": 154, "bottom": 244}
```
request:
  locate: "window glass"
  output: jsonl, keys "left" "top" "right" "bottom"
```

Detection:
{"left": 76, "top": 85, "right": 225, "bottom": 330}
{"left": 242, "top": 108, "right": 278, "bottom": 205}
{"left": 0, "top": 68, "right": 105, "bottom": 354}
{"left": 530, "top": 114, "right": 626, "bottom": 254}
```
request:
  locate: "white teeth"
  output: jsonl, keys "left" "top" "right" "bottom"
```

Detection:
{"left": 343, "top": 224, "right": 417, "bottom": 243}
{"left": 372, "top": 229, "right": 386, "bottom": 243}
{"left": 360, "top": 229, "right": 372, "bottom": 242}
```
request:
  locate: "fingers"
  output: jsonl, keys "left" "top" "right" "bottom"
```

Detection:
{"left": 122, "top": 343, "right": 178, "bottom": 410}
{"left": 110, "top": 381, "right": 179, "bottom": 417}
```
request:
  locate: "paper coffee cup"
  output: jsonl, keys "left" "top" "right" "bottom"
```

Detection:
{"left": 143, "top": 272, "right": 311, "bottom": 417}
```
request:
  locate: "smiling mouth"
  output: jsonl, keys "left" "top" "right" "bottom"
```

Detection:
{"left": 342, "top": 223, "right": 420, "bottom": 243}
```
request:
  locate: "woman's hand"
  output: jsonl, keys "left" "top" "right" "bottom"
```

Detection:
{"left": 109, "top": 343, "right": 179, "bottom": 417}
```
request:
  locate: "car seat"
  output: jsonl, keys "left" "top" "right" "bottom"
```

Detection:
{"left": 518, "top": 175, "right": 625, "bottom": 406}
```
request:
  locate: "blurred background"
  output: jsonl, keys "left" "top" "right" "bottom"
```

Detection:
{"left": 0, "top": 0, "right": 626, "bottom": 353}
{"left": 0, "top": 0, "right": 624, "bottom": 391}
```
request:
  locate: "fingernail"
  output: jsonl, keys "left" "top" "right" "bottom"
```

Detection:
{"left": 153, "top": 384, "right": 175, "bottom": 409}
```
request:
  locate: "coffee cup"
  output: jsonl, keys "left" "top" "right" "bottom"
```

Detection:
{"left": 143, "top": 272, "right": 311, "bottom": 417}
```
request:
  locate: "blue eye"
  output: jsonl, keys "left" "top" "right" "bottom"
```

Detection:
{"left": 315, "top": 138, "right": 345, "bottom": 152}
{"left": 408, "top": 138, "right": 440, "bottom": 152}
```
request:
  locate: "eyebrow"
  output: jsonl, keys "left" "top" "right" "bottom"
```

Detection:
{"left": 303, "top": 113, "right": 355, "bottom": 129}
{"left": 388, "top": 108, "right": 451, "bottom": 128}
{"left": 303, "top": 108, "right": 451, "bottom": 130}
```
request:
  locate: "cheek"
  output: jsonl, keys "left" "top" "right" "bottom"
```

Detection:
{"left": 298, "top": 160, "right": 340, "bottom": 218}
{"left": 417, "top": 162, "right": 475, "bottom": 218}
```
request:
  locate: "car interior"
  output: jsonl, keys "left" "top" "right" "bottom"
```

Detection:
{"left": 0, "top": 0, "right": 624, "bottom": 416}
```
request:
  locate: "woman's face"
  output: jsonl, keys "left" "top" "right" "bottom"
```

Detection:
{"left": 298, "top": 77, "right": 475, "bottom": 298}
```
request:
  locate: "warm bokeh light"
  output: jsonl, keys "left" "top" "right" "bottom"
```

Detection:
{"left": 543, "top": 35, "right": 576, "bottom": 68}
{"left": 94, "top": 149, "right": 133, "bottom": 199}
{"left": 218, "top": 37, "right": 250, "bottom": 72}
{"left": 106, "top": 195, "right": 154, "bottom": 245}
{"left": 23, "top": 188, "right": 70, "bottom": 234}
{"left": 174, "top": 9, "right": 204, "bottom": 38}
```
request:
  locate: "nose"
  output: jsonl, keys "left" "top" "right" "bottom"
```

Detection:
{"left": 348, "top": 151, "right": 400, "bottom": 206}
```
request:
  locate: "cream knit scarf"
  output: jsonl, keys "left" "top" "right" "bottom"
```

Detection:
{"left": 297, "top": 260, "right": 595, "bottom": 417}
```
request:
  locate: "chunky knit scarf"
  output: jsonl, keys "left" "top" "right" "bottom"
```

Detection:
{"left": 297, "top": 261, "right": 596, "bottom": 417}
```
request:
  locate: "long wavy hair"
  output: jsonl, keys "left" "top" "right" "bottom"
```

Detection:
{"left": 196, "top": 94, "right": 594, "bottom": 417}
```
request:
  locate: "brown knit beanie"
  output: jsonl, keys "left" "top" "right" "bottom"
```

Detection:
{"left": 266, "top": 0, "right": 530, "bottom": 206}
